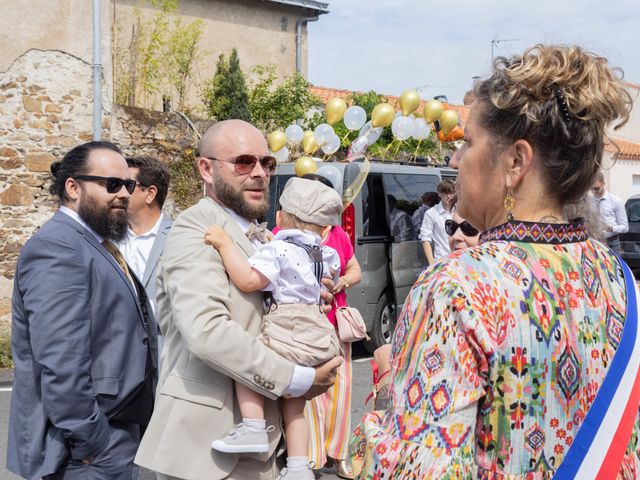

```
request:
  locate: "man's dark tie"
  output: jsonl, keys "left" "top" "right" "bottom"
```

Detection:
{"left": 245, "top": 222, "right": 269, "bottom": 243}
{"left": 103, "top": 240, "right": 133, "bottom": 283}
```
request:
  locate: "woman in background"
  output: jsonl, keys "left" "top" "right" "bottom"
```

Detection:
{"left": 275, "top": 173, "right": 362, "bottom": 479}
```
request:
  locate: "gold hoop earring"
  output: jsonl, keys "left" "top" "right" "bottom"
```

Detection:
{"left": 504, "top": 187, "right": 515, "bottom": 222}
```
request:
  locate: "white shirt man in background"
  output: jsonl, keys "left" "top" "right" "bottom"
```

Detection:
{"left": 592, "top": 171, "right": 628, "bottom": 252}
{"left": 419, "top": 179, "right": 456, "bottom": 265}
{"left": 120, "top": 156, "right": 172, "bottom": 356}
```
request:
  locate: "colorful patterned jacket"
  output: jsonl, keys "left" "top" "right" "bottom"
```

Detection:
{"left": 352, "top": 221, "right": 639, "bottom": 479}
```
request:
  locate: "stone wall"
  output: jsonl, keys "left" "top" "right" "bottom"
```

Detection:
{"left": 0, "top": 49, "right": 211, "bottom": 328}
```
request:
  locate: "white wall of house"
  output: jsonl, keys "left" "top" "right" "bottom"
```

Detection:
{"left": 602, "top": 153, "right": 640, "bottom": 202}
{"left": 604, "top": 83, "right": 640, "bottom": 202}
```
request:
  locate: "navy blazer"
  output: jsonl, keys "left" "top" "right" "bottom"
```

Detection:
{"left": 7, "top": 210, "right": 157, "bottom": 479}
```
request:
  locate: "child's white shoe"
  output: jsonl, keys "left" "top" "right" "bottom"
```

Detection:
{"left": 211, "top": 422, "right": 274, "bottom": 453}
{"left": 277, "top": 466, "right": 316, "bottom": 480}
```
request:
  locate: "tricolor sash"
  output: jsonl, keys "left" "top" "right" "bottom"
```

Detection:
{"left": 553, "top": 257, "right": 640, "bottom": 479}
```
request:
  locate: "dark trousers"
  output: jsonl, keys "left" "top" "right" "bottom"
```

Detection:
{"left": 607, "top": 234, "right": 622, "bottom": 253}
{"left": 44, "top": 423, "right": 141, "bottom": 480}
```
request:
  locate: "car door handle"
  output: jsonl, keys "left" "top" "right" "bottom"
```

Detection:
{"left": 357, "top": 236, "right": 394, "bottom": 244}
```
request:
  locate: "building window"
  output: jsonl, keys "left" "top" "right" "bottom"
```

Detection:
{"left": 633, "top": 174, "right": 640, "bottom": 186}
{"left": 281, "top": 16, "right": 288, "bottom": 31}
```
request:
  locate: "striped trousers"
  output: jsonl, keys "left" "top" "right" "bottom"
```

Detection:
{"left": 305, "top": 341, "right": 352, "bottom": 467}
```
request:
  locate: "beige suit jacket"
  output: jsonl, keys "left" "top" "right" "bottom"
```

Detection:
{"left": 135, "top": 197, "right": 295, "bottom": 479}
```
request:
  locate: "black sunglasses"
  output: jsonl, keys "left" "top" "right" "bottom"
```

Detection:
{"left": 445, "top": 219, "right": 479, "bottom": 237}
{"left": 205, "top": 154, "right": 277, "bottom": 175}
{"left": 74, "top": 175, "right": 137, "bottom": 194}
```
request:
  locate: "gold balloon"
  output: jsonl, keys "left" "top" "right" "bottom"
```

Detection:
{"left": 326, "top": 97, "right": 348, "bottom": 125}
{"left": 294, "top": 156, "right": 318, "bottom": 177}
{"left": 302, "top": 130, "right": 320, "bottom": 154}
{"left": 267, "top": 130, "right": 287, "bottom": 153}
{"left": 440, "top": 109, "right": 459, "bottom": 135}
{"left": 371, "top": 103, "right": 396, "bottom": 128}
{"left": 399, "top": 90, "right": 420, "bottom": 116}
{"left": 423, "top": 100, "right": 444, "bottom": 123}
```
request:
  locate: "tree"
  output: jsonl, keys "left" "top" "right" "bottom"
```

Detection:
{"left": 114, "top": 0, "right": 205, "bottom": 110}
{"left": 166, "top": 16, "right": 204, "bottom": 110}
{"left": 248, "top": 65, "right": 322, "bottom": 131}
{"left": 202, "top": 49, "right": 251, "bottom": 121}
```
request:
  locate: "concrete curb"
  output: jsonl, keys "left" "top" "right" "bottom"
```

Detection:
{"left": 0, "top": 368, "right": 14, "bottom": 387}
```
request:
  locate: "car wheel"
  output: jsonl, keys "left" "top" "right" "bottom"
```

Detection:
{"left": 364, "top": 290, "right": 397, "bottom": 354}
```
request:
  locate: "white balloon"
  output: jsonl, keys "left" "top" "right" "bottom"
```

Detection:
{"left": 391, "top": 116, "right": 415, "bottom": 140}
{"left": 321, "top": 134, "right": 341, "bottom": 155}
{"left": 350, "top": 136, "right": 369, "bottom": 155}
{"left": 313, "top": 123, "right": 335, "bottom": 146}
{"left": 412, "top": 118, "right": 429, "bottom": 140}
{"left": 285, "top": 124, "right": 304, "bottom": 145}
{"left": 359, "top": 121, "right": 383, "bottom": 146}
{"left": 343, "top": 106, "right": 367, "bottom": 131}
{"left": 316, "top": 164, "right": 342, "bottom": 190}
{"left": 272, "top": 146, "right": 289, "bottom": 163}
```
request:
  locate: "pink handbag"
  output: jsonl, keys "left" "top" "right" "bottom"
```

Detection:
{"left": 336, "top": 307, "right": 370, "bottom": 343}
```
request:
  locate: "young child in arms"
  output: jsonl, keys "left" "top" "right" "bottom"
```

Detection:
{"left": 205, "top": 177, "right": 343, "bottom": 479}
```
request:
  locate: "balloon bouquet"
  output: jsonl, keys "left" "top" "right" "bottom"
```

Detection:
{"left": 265, "top": 89, "right": 461, "bottom": 178}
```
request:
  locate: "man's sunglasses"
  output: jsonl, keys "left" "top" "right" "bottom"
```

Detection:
{"left": 205, "top": 154, "right": 277, "bottom": 175}
{"left": 445, "top": 219, "right": 479, "bottom": 237}
{"left": 74, "top": 175, "right": 137, "bottom": 194}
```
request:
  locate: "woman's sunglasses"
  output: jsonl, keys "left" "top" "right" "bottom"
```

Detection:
{"left": 74, "top": 175, "right": 137, "bottom": 194}
{"left": 445, "top": 219, "right": 479, "bottom": 237}
{"left": 205, "top": 154, "right": 277, "bottom": 175}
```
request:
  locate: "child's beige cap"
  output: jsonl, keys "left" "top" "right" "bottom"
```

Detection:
{"left": 279, "top": 177, "right": 343, "bottom": 226}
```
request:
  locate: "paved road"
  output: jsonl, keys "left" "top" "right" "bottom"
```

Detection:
{"left": 0, "top": 344, "right": 374, "bottom": 479}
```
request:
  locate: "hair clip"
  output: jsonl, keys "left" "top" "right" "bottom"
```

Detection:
{"left": 555, "top": 89, "right": 572, "bottom": 125}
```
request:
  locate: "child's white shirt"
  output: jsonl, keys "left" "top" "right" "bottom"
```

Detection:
{"left": 248, "top": 229, "right": 340, "bottom": 304}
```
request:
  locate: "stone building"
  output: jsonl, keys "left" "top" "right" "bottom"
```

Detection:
{"left": 114, "top": 0, "right": 329, "bottom": 109}
{"left": 0, "top": 0, "right": 329, "bottom": 327}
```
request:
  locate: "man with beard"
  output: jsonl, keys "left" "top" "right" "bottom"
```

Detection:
{"left": 136, "top": 120, "right": 342, "bottom": 480}
{"left": 7, "top": 141, "right": 158, "bottom": 480}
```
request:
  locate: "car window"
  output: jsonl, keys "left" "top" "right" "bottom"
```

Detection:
{"left": 384, "top": 173, "right": 437, "bottom": 242}
{"left": 266, "top": 174, "right": 294, "bottom": 229}
{"left": 362, "top": 173, "right": 389, "bottom": 237}
{"left": 627, "top": 199, "right": 640, "bottom": 222}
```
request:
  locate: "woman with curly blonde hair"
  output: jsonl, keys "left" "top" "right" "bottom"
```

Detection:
{"left": 351, "top": 44, "right": 638, "bottom": 479}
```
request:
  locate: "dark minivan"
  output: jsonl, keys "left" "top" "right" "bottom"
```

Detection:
{"left": 621, "top": 195, "right": 640, "bottom": 276}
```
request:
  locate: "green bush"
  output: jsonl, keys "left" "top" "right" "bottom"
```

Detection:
{"left": 0, "top": 331, "right": 12, "bottom": 369}
{"left": 169, "top": 148, "right": 202, "bottom": 210}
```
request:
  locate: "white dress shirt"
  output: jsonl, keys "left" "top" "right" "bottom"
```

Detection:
{"left": 596, "top": 191, "right": 629, "bottom": 238}
{"left": 249, "top": 229, "right": 340, "bottom": 304}
{"left": 222, "top": 206, "right": 315, "bottom": 397}
{"left": 419, "top": 202, "right": 453, "bottom": 260}
{"left": 119, "top": 213, "right": 166, "bottom": 280}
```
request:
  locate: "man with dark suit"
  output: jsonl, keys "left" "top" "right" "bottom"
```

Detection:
{"left": 7, "top": 141, "right": 158, "bottom": 479}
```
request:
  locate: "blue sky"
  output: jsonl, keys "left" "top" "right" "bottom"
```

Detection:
{"left": 307, "top": 0, "right": 640, "bottom": 105}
